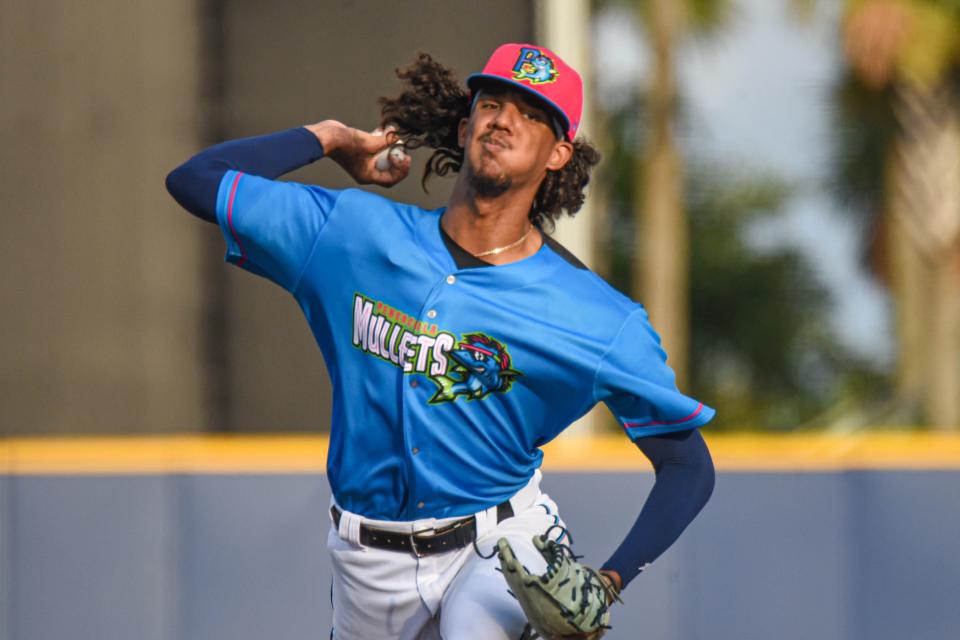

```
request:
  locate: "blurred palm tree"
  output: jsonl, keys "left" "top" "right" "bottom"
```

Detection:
{"left": 598, "top": 1, "right": 884, "bottom": 430}
{"left": 633, "top": 0, "right": 732, "bottom": 387}
{"left": 840, "top": 0, "right": 960, "bottom": 428}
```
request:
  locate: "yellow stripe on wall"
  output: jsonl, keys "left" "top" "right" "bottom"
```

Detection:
{"left": 2, "top": 432, "right": 960, "bottom": 475}
{"left": 546, "top": 432, "right": 960, "bottom": 471}
{"left": 0, "top": 436, "right": 329, "bottom": 475}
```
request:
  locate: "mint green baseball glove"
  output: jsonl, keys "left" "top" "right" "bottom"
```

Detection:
{"left": 496, "top": 534, "right": 620, "bottom": 640}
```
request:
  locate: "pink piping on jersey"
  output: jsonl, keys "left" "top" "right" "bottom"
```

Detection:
{"left": 623, "top": 402, "right": 704, "bottom": 428}
{"left": 227, "top": 172, "right": 247, "bottom": 267}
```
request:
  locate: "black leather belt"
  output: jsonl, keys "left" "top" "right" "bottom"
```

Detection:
{"left": 331, "top": 501, "right": 515, "bottom": 557}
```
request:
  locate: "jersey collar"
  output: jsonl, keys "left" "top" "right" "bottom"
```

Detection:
{"left": 414, "top": 208, "right": 560, "bottom": 289}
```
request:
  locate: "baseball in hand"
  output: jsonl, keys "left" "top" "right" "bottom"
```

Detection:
{"left": 376, "top": 145, "right": 408, "bottom": 171}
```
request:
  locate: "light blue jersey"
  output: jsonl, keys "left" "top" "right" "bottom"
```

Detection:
{"left": 215, "top": 169, "right": 714, "bottom": 521}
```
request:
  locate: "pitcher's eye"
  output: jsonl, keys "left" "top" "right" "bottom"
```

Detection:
{"left": 473, "top": 351, "right": 487, "bottom": 362}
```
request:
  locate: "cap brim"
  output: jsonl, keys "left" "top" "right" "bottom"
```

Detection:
{"left": 466, "top": 73, "right": 571, "bottom": 140}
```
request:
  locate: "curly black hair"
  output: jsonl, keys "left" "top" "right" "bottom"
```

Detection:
{"left": 378, "top": 53, "right": 601, "bottom": 230}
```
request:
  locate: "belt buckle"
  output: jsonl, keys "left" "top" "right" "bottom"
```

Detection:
{"left": 408, "top": 516, "right": 473, "bottom": 557}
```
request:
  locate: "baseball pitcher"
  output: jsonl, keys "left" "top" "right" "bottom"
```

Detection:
{"left": 167, "top": 43, "right": 716, "bottom": 640}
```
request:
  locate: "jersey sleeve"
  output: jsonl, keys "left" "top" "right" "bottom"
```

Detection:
{"left": 593, "top": 307, "right": 715, "bottom": 439}
{"left": 214, "top": 169, "right": 342, "bottom": 292}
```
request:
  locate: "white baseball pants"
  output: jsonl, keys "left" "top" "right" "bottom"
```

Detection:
{"left": 327, "top": 470, "right": 567, "bottom": 639}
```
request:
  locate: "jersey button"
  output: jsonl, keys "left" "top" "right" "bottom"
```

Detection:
{"left": 410, "top": 379, "right": 419, "bottom": 388}
{"left": 427, "top": 309, "right": 437, "bottom": 319}
{"left": 446, "top": 275, "right": 456, "bottom": 285}
{"left": 417, "top": 501, "right": 425, "bottom": 509}
{"left": 412, "top": 447, "right": 420, "bottom": 455}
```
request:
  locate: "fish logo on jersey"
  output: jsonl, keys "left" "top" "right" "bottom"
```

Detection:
{"left": 351, "top": 293, "right": 522, "bottom": 405}
{"left": 429, "top": 333, "right": 522, "bottom": 404}
{"left": 512, "top": 47, "right": 559, "bottom": 85}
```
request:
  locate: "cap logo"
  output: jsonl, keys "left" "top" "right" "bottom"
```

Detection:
{"left": 511, "top": 47, "right": 558, "bottom": 85}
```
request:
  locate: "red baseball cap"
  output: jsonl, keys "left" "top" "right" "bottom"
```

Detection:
{"left": 467, "top": 43, "right": 583, "bottom": 141}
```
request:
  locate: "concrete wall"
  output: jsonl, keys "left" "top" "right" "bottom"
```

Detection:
{"left": 0, "top": 0, "right": 209, "bottom": 434}
{"left": 3, "top": 470, "right": 958, "bottom": 640}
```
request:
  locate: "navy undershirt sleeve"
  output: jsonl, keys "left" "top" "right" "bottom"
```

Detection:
{"left": 165, "top": 127, "right": 324, "bottom": 222}
{"left": 601, "top": 428, "right": 715, "bottom": 588}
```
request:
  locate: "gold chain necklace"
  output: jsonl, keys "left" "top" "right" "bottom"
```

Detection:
{"left": 473, "top": 226, "right": 535, "bottom": 258}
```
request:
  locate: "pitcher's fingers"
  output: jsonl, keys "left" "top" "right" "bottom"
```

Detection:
{"left": 374, "top": 148, "right": 392, "bottom": 172}
{"left": 385, "top": 154, "right": 412, "bottom": 185}
{"left": 373, "top": 146, "right": 409, "bottom": 175}
{"left": 355, "top": 127, "right": 394, "bottom": 155}
{"left": 369, "top": 153, "right": 411, "bottom": 187}
{"left": 383, "top": 124, "right": 399, "bottom": 145}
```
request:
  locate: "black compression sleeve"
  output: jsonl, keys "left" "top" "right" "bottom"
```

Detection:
{"left": 600, "top": 428, "right": 715, "bottom": 587}
{"left": 165, "top": 127, "right": 325, "bottom": 223}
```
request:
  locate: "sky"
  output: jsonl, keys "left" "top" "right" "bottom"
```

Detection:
{"left": 593, "top": 0, "right": 893, "bottom": 365}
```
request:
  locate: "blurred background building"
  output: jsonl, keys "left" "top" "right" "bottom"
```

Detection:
{"left": 3, "top": 3, "right": 960, "bottom": 640}
{"left": 3, "top": 0, "right": 959, "bottom": 436}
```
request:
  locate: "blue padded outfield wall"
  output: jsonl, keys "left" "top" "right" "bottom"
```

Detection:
{"left": 2, "top": 435, "right": 959, "bottom": 640}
